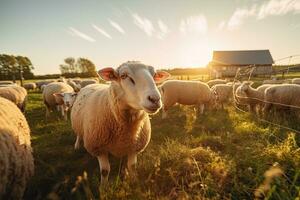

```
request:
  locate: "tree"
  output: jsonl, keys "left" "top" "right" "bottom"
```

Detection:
{"left": 59, "top": 57, "right": 97, "bottom": 77}
{"left": 15, "top": 56, "right": 34, "bottom": 79}
{"left": 0, "top": 54, "right": 35, "bottom": 82}
{"left": 77, "top": 58, "right": 97, "bottom": 77}
{"left": 0, "top": 54, "right": 18, "bottom": 82}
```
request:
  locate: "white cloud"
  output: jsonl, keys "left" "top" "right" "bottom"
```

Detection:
{"left": 223, "top": 0, "right": 300, "bottom": 30}
{"left": 132, "top": 13, "right": 154, "bottom": 36}
{"left": 68, "top": 27, "right": 96, "bottom": 42}
{"left": 227, "top": 5, "right": 256, "bottom": 30}
{"left": 257, "top": 0, "right": 300, "bottom": 19}
{"left": 108, "top": 19, "right": 125, "bottom": 34}
{"left": 157, "top": 20, "right": 170, "bottom": 39}
{"left": 92, "top": 24, "right": 112, "bottom": 39}
{"left": 179, "top": 15, "right": 207, "bottom": 34}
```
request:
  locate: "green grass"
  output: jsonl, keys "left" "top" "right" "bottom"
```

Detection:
{"left": 23, "top": 91, "right": 300, "bottom": 199}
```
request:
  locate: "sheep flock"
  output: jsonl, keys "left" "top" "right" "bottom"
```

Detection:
{"left": 0, "top": 64, "right": 300, "bottom": 199}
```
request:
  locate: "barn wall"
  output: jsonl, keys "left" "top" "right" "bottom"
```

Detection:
{"left": 210, "top": 65, "right": 272, "bottom": 78}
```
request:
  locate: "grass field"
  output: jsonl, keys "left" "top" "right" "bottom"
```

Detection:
{"left": 22, "top": 89, "right": 300, "bottom": 199}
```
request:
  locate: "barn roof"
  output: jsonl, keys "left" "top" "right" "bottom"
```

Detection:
{"left": 211, "top": 50, "right": 274, "bottom": 65}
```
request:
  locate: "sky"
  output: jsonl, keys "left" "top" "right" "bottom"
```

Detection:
{"left": 0, "top": 0, "right": 300, "bottom": 75}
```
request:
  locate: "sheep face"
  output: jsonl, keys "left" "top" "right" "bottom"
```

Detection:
{"left": 53, "top": 92, "right": 77, "bottom": 110}
{"left": 98, "top": 62, "right": 170, "bottom": 114}
{"left": 240, "top": 81, "right": 254, "bottom": 93}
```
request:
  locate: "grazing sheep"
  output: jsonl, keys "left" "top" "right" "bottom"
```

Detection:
{"left": 0, "top": 81, "right": 14, "bottom": 86}
{"left": 80, "top": 79, "right": 99, "bottom": 88}
{"left": 292, "top": 78, "right": 300, "bottom": 85}
{"left": 72, "top": 78, "right": 82, "bottom": 85}
{"left": 264, "top": 84, "right": 300, "bottom": 115}
{"left": 67, "top": 79, "right": 81, "bottom": 92}
{"left": 0, "top": 85, "right": 27, "bottom": 112}
{"left": 211, "top": 84, "right": 233, "bottom": 109}
{"left": 159, "top": 80, "right": 217, "bottom": 118}
{"left": 262, "top": 79, "right": 288, "bottom": 84}
{"left": 43, "top": 82, "right": 76, "bottom": 120}
{"left": 71, "top": 61, "right": 170, "bottom": 185}
{"left": 207, "top": 79, "right": 227, "bottom": 88}
{"left": 35, "top": 80, "right": 55, "bottom": 90}
{"left": 238, "top": 82, "right": 273, "bottom": 113}
{"left": 23, "top": 82, "right": 37, "bottom": 91}
{"left": 0, "top": 97, "right": 34, "bottom": 200}
{"left": 57, "top": 77, "right": 66, "bottom": 82}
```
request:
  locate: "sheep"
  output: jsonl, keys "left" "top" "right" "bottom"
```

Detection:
{"left": 159, "top": 80, "right": 217, "bottom": 118}
{"left": 207, "top": 79, "right": 227, "bottom": 88}
{"left": 67, "top": 79, "right": 81, "bottom": 92}
{"left": 80, "top": 79, "right": 99, "bottom": 88}
{"left": 0, "top": 81, "right": 14, "bottom": 86}
{"left": 237, "top": 82, "right": 273, "bottom": 114}
{"left": 71, "top": 61, "right": 170, "bottom": 185}
{"left": 43, "top": 82, "right": 76, "bottom": 120}
{"left": 292, "top": 78, "right": 300, "bottom": 85}
{"left": 35, "top": 80, "right": 55, "bottom": 90}
{"left": 0, "top": 85, "right": 27, "bottom": 112}
{"left": 23, "top": 82, "right": 37, "bottom": 91}
{"left": 211, "top": 84, "right": 233, "bottom": 109}
{"left": 262, "top": 79, "right": 289, "bottom": 84}
{"left": 0, "top": 97, "right": 34, "bottom": 200}
{"left": 263, "top": 84, "right": 300, "bottom": 116}
{"left": 72, "top": 78, "right": 82, "bottom": 85}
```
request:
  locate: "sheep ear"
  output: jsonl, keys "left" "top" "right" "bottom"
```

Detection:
{"left": 53, "top": 93, "right": 64, "bottom": 98}
{"left": 154, "top": 71, "right": 170, "bottom": 83}
{"left": 98, "top": 68, "right": 118, "bottom": 81}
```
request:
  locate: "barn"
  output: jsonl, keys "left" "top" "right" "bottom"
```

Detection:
{"left": 208, "top": 50, "right": 274, "bottom": 78}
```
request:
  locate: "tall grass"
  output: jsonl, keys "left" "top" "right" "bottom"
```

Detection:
{"left": 23, "top": 91, "right": 300, "bottom": 199}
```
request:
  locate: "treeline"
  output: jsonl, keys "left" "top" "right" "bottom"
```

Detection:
{"left": 0, "top": 54, "right": 34, "bottom": 81}
{"left": 59, "top": 57, "right": 97, "bottom": 77}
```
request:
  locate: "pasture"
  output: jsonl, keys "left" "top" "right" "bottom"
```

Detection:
{"left": 23, "top": 88, "right": 300, "bottom": 199}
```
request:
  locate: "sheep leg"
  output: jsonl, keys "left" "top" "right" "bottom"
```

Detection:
{"left": 199, "top": 104, "right": 204, "bottom": 114}
{"left": 127, "top": 153, "right": 137, "bottom": 180}
{"left": 97, "top": 154, "right": 110, "bottom": 185}
{"left": 56, "top": 105, "right": 60, "bottom": 112}
{"left": 64, "top": 110, "right": 68, "bottom": 121}
{"left": 60, "top": 105, "right": 67, "bottom": 120}
{"left": 162, "top": 106, "right": 168, "bottom": 119}
{"left": 74, "top": 135, "right": 81, "bottom": 150}
{"left": 45, "top": 106, "right": 50, "bottom": 120}
{"left": 263, "top": 103, "right": 272, "bottom": 118}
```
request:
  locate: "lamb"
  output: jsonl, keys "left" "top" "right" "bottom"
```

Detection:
{"left": 238, "top": 82, "right": 273, "bottom": 113}
{"left": 71, "top": 61, "right": 170, "bottom": 185}
{"left": 0, "top": 85, "right": 27, "bottom": 112}
{"left": 211, "top": 84, "right": 233, "bottom": 109}
{"left": 67, "top": 79, "right": 81, "bottom": 92}
{"left": 0, "top": 97, "right": 34, "bottom": 200}
{"left": 159, "top": 80, "right": 217, "bottom": 118}
{"left": 292, "top": 78, "right": 300, "bottom": 85}
{"left": 23, "top": 82, "right": 37, "bottom": 91}
{"left": 43, "top": 82, "right": 76, "bottom": 120}
{"left": 263, "top": 84, "right": 300, "bottom": 115}
{"left": 80, "top": 79, "right": 99, "bottom": 88}
{"left": 207, "top": 79, "right": 227, "bottom": 88}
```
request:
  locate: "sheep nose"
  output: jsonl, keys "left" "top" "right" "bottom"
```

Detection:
{"left": 65, "top": 102, "right": 70, "bottom": 106}
{"left": 148, "top": 95, "right": 160, "bottom": 104}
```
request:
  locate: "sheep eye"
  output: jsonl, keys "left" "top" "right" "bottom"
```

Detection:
{"left": 129, "top": 77, "right": 135, "bottom": 85}
{"left": 120, "top": 74, "right": 127, "bottom": 79}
